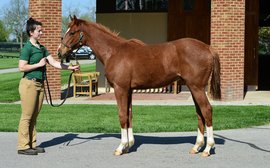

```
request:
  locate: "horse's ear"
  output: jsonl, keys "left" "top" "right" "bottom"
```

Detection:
{"left": 69, "top": 15, "right": 73, "bottom": 21}
{"left": 72, "top": 15, "right": 79, "bottom": 25}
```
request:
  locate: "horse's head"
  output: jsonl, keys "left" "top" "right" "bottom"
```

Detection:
{"left": 57, "top": 15, "right": 85, "bottom": 62}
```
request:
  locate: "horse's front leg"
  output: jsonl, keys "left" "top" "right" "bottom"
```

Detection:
{"left": 114, "top": 87, "right": 134, "bottom": 156}
{"left": 190, "top": 100, "right": 205, "bottom": 154}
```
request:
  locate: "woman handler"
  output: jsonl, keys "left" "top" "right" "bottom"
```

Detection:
{"left": 17, "top": 18, "right": 79, "bottom": 155}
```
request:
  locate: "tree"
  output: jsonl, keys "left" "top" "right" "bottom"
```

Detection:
{"left": 0, "top": 20, "right": 8, "bottom": 42}
{"left": 62, "top": 6, "right": 96, "bottom": 36}
{"left": 258, "top": 14, "right": 270, "bottom": 55}
{"left": 3, "top": 0, "right": 28, "bottom": 48}
{"left": 259, "top": 27, "right": 270, "bottom": 55}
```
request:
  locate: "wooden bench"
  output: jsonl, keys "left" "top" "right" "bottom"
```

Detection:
{"left": 72, "top": 71, "right": 100, "bottom": 98}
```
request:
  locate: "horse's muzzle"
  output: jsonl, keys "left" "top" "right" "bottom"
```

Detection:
{"left": 57, "top": 51, "right": 62, "bottom": 59}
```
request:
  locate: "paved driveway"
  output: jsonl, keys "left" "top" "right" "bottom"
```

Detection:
{"left": 1, "top": 125, "right": 269, "bottom": 168}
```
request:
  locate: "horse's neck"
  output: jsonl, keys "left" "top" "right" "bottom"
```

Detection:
{"left": 83, "top": 25, "right": 124, "bottom": 65}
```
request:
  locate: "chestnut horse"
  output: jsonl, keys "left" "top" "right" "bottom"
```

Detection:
{"left": 58, "top": 16, "right": 221, "bottom": 157}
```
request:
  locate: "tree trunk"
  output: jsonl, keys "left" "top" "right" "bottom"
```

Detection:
{"left": 20, "top": 31, "right": 23, "bottom": 49}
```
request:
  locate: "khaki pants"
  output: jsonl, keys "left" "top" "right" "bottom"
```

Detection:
{"left": 17, "top": 78, "right": 44, "bottom": 150}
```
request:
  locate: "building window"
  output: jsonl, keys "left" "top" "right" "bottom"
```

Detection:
{"left": 97, "top": 0, "right": 167, "bottom": 13}
{"left": 116, "top": 0, "right": 168, "bottom": 11}
{"left": 116, "top": 0, "right": 138, "bottom": 10}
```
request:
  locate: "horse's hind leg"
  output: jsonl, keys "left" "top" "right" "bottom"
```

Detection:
{"left": 114, "top": 86, "right": 134, "bottom": 156}
{"left": 189, "top": 85, "right": 215, "bottom": 157}
{"left": 189, "top": 97, "right": 205, "bottom": 154}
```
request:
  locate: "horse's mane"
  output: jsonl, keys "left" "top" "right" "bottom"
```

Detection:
{"left": 77, "top": 19, "right": 145, "bottom": 46}
{"left": 92, "top": 22, "right": 120, "bottom": 38}
{"left": 78, "top": 19, "right": 120, "bottom": 38}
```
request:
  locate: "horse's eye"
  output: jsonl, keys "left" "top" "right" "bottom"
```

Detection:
{"left": 70, "top": 32, "right": 75, "bottom": 35}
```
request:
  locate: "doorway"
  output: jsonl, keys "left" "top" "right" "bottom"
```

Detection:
{"left": 258, "top": 0, "right": 270, "bottom": 90}
{"left": 245, "top": 0, "right": 270, "bottom": 91}
{"left": 167, "top": 0, "right": 211, "bottom": 44}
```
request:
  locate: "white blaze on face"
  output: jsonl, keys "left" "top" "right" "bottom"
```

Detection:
{"left": 58, "top": 28, "right": 71, "bottom": 51}
{"left": 64, "top": 28, "right": 71, "bottom": 37}
{"left": 57, "top": 43, "right": 61, "bottom": 51}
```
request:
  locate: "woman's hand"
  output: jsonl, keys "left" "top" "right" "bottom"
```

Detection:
{"left": 46, "top": 55, "right": 80, "bottom": 71}
{"left": 68, "top": 65, "right": 80, "bottom": 71}
{"left": 38, "top": 58, "right": 47, "bottom": 67}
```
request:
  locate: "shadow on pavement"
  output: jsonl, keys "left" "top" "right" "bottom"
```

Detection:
{"left": 39, "top": 133, "right": 225, "bottom": 153}
{"left": 214, "top": 133, "right": 270, "bottom": 153}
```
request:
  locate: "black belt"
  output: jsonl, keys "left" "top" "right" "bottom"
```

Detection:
{"left": 25, "top": 77, "right": 44, "bottom": 83}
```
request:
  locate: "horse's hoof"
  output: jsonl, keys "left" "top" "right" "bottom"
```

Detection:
{"left": 201, "top": 151, "right": 210, "bottom": 157}
{"left": 129, "top": 140, "right": 135, "bottom": 147}
{"left": 114, "top": 149, "right": 123, "bottom": 156}
{"left": 114, "top": 148, "right": 129, "bottom": 156}
{"left": 189, "top": 148, "right": 198, "bottom": 154}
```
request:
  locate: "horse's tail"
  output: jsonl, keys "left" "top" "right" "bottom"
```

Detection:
{"left": 210, "top": 48, "right": 221, "bottom": 100}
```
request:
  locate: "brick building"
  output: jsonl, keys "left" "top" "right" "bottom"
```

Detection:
{"left": 29, "top": 0, "right": 62, "bottom": 99}
{"left": 29, "top": 0, "right": 269, "bottom": 101}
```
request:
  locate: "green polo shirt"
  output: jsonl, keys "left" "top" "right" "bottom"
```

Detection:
{"left": 20, "top": 40, "right": 50, "bottom": 80}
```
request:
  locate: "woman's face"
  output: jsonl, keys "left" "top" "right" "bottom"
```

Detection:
{"left": 30, "top": 25, "right": 43, "bottom": 40}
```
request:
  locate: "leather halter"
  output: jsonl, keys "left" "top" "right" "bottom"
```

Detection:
{"left": 61, "top": 31, "right": 84, "bottom": 49}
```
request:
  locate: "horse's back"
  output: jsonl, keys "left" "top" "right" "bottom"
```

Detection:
{"left": 172, "top": 38, "right": 211, "bottom": 56}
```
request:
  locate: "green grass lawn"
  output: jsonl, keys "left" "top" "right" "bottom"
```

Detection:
{"left": 0, "top": 104, "right": 269, "bottom": 133}
{"left": 0, "top": 57, "right": 19, "bottom": 69}
{"left": 0, "top": 52, "right": 19, "bottom": 57}
{"left": 0, "top": 63, "right": 96, "bottom": 102}
{"left": 0, "top": 72, "right": 21, "bottom": 102}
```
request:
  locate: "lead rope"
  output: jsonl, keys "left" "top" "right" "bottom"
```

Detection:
{"left": 44, "top": 71, "right": 74, "bottom": 107}
{"left": 44, "top": 44, "right": 82, "bottom": 107}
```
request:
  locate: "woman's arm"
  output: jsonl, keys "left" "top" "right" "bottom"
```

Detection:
{"left": 46, "top": 55, "right": 80, "bottom": 70}
{"left": 18, "top": 58, "right": 46, "bottom": 72}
